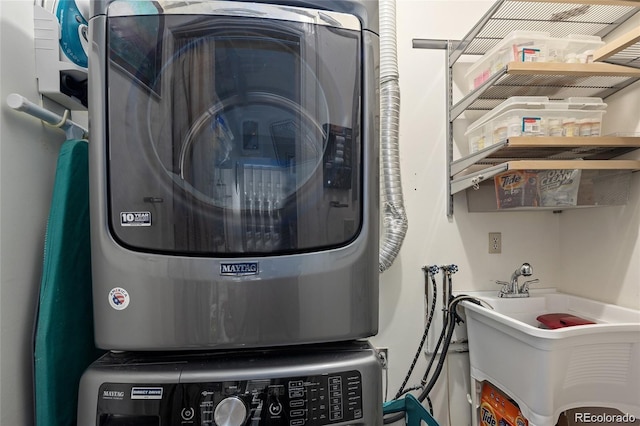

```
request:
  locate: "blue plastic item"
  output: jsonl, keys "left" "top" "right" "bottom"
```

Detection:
{"left": 383, "top": 394, "right": 440, "bottom": 426}
{"left": 55, "top": 0, "right": 89, "bottom": 68}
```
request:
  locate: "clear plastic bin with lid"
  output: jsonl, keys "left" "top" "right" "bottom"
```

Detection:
{"left": 466, "top": 96, "right": 607, "bottom": 154}
{"left": 465, "top": 31, "right": 605, "bottom": 92}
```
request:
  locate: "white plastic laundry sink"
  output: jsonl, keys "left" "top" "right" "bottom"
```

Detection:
{"left": 460, "top": 289, "right": 640, "bottom": 426}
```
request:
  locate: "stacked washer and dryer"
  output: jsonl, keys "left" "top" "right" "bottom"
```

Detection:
{"left": 78, "top": 1, "right": 383, "bottom": 425}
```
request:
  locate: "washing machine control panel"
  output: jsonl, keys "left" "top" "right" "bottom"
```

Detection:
{"left": 97, "top": 370, "right": 363, "bottom": 426}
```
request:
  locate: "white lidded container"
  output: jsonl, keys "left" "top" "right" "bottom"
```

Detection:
{"left": 466, "top": 97, "right": 607, "bottom": 153}
{"left": 465, "top": 31, "right": 605, "bottom": 92}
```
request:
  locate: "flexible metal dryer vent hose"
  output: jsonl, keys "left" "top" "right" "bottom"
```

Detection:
{"left": 379, "top": 0, "right": 407, "bottom": 273}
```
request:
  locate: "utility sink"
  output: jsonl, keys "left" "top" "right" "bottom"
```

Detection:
{"left": 459, "top": 289, "right": 640, "bottom": 426}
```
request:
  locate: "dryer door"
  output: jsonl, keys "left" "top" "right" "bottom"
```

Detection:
{"left": 106, "top": 1, "right": 363, "bottom": 255}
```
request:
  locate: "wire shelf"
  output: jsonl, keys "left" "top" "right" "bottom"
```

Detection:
{"left": 476, "top": 140, "right": 640, "bottom": 163}
{"left": 450, "top": 136, "right": 640, "bottom": 176}
{"left": 454, "top": 0, "right": 638, "bottom": 58}
{"left": 451, "top": 62, "right": 640, "bottom": 116}
{"left": 437, "top": 0, "right": 640, "bottom": 215}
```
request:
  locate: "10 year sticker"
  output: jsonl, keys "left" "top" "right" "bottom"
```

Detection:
{"left": 120, "top": 211, "right": 151, "bottom": 227}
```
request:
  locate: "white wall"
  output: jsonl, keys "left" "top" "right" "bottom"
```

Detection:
{"left": 557, "top": 82, "right": 640, "bottom": 309}
{"left": 0, "top": 1, "right": 66, "bottom": 424}
{"left": 0, "top": 0, "right": 637, "bottom": 425}
{"left": 557, "top": 13, "right": 640, "bottom": 309}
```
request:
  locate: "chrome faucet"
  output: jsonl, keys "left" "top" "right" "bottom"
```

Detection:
{"left": 496, "top": 263, "right": 539, "bottom": 298}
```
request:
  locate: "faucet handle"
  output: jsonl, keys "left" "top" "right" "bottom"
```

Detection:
{"left": 521, "top": 278, "right": 539, "bottom": 293}
{"left": 495, "top": 280, "right": 510, "bottom": 297}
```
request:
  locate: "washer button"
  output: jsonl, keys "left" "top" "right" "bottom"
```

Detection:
{"left": 269, "top": 401, "right": 283, "bottom": 416}
{"left": 214, "top": 396, "right": 247, "bottom": 426}
{"left": 181, "top": 407, "right": 195, "bottom": 421}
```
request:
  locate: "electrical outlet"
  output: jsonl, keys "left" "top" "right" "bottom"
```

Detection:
{"left": 489, "top": 232, "right": 502, "bottom": 254}
{"left": 376, "top": 347, "right": 389, "bottom": 369}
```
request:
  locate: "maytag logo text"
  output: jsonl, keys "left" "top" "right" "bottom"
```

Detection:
{"left": 220, "top": 262, "right": 259, "bottom": 276}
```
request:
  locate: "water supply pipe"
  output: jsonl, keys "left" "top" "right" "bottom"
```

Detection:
{"left": 378, "top": 0, "right": 407, "bottom": 273}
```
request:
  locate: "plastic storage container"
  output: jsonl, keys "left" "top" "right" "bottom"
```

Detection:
{"left": 465, "top": 31, "right": 605, "bottom": 92}
{"left": 466, "top": 97, "right": 606, "bottom": 153}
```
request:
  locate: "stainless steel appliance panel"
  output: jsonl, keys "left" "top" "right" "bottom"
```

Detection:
{"left": 88, "top": 0, "right": 379, "bottom": 351}
{"left": 77, "top": 342, "right": 383, "bottom": 425}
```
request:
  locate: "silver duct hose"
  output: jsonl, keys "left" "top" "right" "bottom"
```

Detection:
{"left": 379, "top": 0, "right": 407, "bottom": 273}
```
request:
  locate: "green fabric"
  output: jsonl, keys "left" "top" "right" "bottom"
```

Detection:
{"left": 34, "top": 139, "right": 103, "bottom": 426}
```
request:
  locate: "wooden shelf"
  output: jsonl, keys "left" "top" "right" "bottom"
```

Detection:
{"left": 492, "top": 136, "right": 640, "bottom": 148}
{"left": 505, "top": 159, "right": 640, "bottom": 170}
{"left": 451, "top": 136, "right": 640, "bottom": 176}
{"left": 594, "top": 26, "right": 640, "bottom": 68}
{"left": 451, "top": 62, "right": 640, "bottom": 118}
{"left": 506, "top": 61, "right": 640, "bottom": 76}
{"left": 450, "top": 137, "right": 640, "bottom": 194}
{"left": 480, "top": 136, "right": 640, "bottom": 161}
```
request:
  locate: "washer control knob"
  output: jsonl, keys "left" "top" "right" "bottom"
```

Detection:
{"left": 214, "top": 396, "right": 247, "bottom": 426}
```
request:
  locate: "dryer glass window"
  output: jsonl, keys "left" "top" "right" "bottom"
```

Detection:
{"left": 106, "top": 7, "right": 362, "bottom": 255}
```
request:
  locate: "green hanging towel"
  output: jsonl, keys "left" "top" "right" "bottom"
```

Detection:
{"left": 34, "top": 139, "right": 103, "bottom": 426}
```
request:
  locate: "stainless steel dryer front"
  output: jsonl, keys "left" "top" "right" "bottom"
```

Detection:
{"left": 88, "top": 0, "right": 380, "bottom": 350}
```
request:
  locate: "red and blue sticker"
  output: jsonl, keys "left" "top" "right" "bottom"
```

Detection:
{"left": 108, "top": 287, "right": 130, "bottom": 311}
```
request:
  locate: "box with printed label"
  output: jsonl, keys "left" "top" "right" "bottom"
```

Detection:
{"left": 494, "top": 170, "right": 540, "bottom": 209}
{"left": 480, "top": 382, "right": 528, "bottom": 426}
